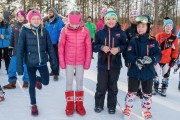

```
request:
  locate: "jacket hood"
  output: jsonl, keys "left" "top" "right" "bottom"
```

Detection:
{"left": 23, "top": 23, "right": 31, "bottom": 29}
{"left": 23, "top": 23, "right": 43, "bottom": 30}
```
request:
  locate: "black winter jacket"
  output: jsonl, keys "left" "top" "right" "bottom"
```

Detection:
{"left": 17, "top": 23, "right": 57, "bottom": 75}
{"left": 10, "top": 21, "right": 27, "bottom": 55}
{"left": 93, "top": 23, "right": 128, "bottom": 70}
{"left": 127, "top": 34, "right": 162, "bottom": 80}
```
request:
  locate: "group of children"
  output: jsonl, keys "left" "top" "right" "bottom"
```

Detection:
{"left": 0, "top": 6, "right": 179, "bottom": 120}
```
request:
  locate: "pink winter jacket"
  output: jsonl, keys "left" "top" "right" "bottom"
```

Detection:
{"left": 58, "top": 24, "right": 92, "bottom": 69}
{"left": 96, "top": 18, "right": 105, "bottom": 31}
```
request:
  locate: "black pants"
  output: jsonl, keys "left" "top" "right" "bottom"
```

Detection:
{"left": 91, "top": 39, "right": 93, "bottom": 57}
{"left": 128, "top": 77, "right": 153, "bottom": 94}
{"left": 51, "top": 44, "right": 59, "bottom": 75}
{"left": 27, "top": 65, "right": 49, "bottom": 105}
{"left": 95, "top": 68, "right": 120, "bottom": 109}
{"left": 0, "top": 48, "right": 10, "bottom": 71}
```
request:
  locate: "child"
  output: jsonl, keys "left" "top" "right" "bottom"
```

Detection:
{"left": 16, "top": 9, "right": 57, "bottom": 116}
{"left": 173, "top": 31, "right": 180, "bottom": 90}
{"left": 93, "top": 8, "right": 128, "bottom": 114}
{"left": 125, "top": 10, "right": 143, "bottom": 99}
{"left": 0, "top": 13, "right": 11, "bottom": 72}
{"left": 153, "top": 19, "right": 179, "bottom": 96}
{"left": 0, "top": 85, "right": 5, "bottom": 102}
{"left": 123, "top": 15, "right": 162, "bottom": 120}
{"left": 58, "top": 11, "right": 92, "bottom": 116}
{"left": 3, "top": 9, "right": 29, "bottom": 89}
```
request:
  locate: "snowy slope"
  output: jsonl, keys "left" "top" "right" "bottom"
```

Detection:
{"left": 0, "top": 53, "right": 180, "bottom": 120}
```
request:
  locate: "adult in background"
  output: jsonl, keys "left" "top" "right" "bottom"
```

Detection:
{"left": 45, "top": 7, "right": 65, "bottom": 81}
{"left": 0, "top": 13, "right": 11, "bottom": 72}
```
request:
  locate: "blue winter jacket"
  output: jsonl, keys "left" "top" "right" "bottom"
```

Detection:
{"left": 93, "top": 23, "right": 128, "bottom": 70}
{"left": 45, "top": 17, "right": 64, "bottom": 44}
{"left": 0, "top": 22, "right": 11, "bottom": 48}
{"left": 126, "top": 34, "right": 162, "bottom": 80}
{"left": 16, "top": 23, "right": 57, "bottom": 75}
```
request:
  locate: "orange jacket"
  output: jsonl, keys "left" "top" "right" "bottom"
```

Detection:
{"left": 156, "top": 32, "right": 178, "bottom": 64}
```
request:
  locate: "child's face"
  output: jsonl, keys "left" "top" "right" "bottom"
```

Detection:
{"left": 69, "top": 24, "right": 80, "bottom": 29}
{"left": 105, "top": 17, "right": 116, "bottom": 28}
{"left": 137, "top": 23, "right": 147, "bottom": 35}
{"left": 17, "top": 15, "right": 25, "bottom": 23}
{"left": 164, "top": 24, "right": 173, "bottom": 34}
{"left": 31, "top": 16, "right": 41, "bottom": 27}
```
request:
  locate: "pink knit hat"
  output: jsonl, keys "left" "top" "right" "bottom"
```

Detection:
{"left": 16, "top": 9, "right": 26, "bottom": 19}
{"left": 101, "top": 8, "right": 108, "bottom": 15}
{"left": 27, "top": 9, "right": 42, "bottom": 23}
{"left": 68, "top": 12, "right": 82, "bottom": 25}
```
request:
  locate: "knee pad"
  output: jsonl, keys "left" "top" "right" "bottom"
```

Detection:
{"left": 142, "top": 94, "right": 152, "bottom": 109}
{"left": 125, "top": 92, "right": 136, "bottom": 108}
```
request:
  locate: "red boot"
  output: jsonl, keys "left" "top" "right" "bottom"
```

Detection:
{"left": 65, "top": 91, "right": 74, "bottom": 116}
{"left": 31, "top": 105, "right": 38, "bottom": 116}
{"left": 75, "top": 91, "right": 86, "bottom": 115}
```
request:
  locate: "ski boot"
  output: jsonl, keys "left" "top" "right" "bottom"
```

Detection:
{"left": 142, "top": 109, "right": 152, "bottom": 120}
{"left": 152, "top": 80, "right": 159, "bottom": 95}
{"left": 160, "top": 81, "right": 168, "bottom": 97}
{"left": 123, "top": 105, "right": 131, "bottom": 120}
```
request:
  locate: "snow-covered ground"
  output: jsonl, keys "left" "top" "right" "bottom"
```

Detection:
{"left": 0, "top": 53, "right": 180, "bottom": 120}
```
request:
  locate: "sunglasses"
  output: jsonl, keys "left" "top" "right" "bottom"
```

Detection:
{"left": 135, "top": 16, "right": 149, "bottom": 24}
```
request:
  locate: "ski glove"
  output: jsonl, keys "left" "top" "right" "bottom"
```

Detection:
{"left": 169, "top": 58, "right": 176, "bottom": 67}
{"left": 136, "top": 58, "right": 144, "bottom": 70}
{"left": 142, "top": 56, "right": 152, "bottom": 64}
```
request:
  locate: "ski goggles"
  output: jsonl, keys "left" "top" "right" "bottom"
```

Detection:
{"left": 135, "top": 16, "right": 149, "bottom": 24}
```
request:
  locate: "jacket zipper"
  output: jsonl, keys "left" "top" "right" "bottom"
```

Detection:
{"left": 36, "top": 29, "right": 41, "bottom": 65}
{"left": 75, "top": 31, "right": 77, "bottom": 65}
{"left": 1, "top": 29, "right": 3, "bottom": 47}
{"left": 108, "top": 28, "right": 110, "bottom": 70}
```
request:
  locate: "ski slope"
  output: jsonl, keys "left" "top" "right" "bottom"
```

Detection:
{"left": 0, "top": 53, "right": 180, "bottom": 120}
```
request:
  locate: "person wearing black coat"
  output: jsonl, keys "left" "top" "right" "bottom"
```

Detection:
{"left": 93, "top": 8, "right": 128, "bottom": 114}
{"left": 123, "top": 15, "right": 162, "bottom": 120}
{"left": 16, "top": 10, "right": 57, "bottom": 116}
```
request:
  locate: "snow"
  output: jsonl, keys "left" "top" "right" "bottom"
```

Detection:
{"left": 0, "top": 53, "right": 180, "bottom": 120}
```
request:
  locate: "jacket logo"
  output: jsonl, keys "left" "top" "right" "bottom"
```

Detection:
{"left": 116, "top": 33, "right": 121, "bottom": 37}
{"left": 168, "top": 39, "right": 173, "bottom": 42}
{"left": 149, "top": 44, "right": 155, "bottom": 48}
